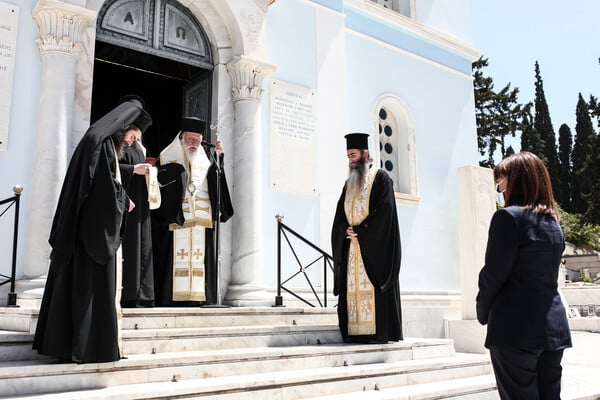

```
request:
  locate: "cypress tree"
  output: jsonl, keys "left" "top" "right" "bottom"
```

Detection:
{"left": 533, "top": 61, "right": 560, "bottom": 191}
{"left": 557, "top": 124, "right": 573, "bottom": 211}
{"left": 571, "top": 94, "right": 596, "bottom": 214}
{"left": 585, "top": 131, "right": 600, "bottom": 224}
{"left": 589, "top": 95, "right": 600, "bottom": 129}
{"left": 520, "top": 107, "right": 542, "bottom": 155}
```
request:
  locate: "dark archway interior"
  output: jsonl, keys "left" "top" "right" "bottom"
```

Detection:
{"left": 91, "top": 41, "right": 208, "bottom": 158}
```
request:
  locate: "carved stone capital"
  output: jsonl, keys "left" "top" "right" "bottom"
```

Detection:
{"left": 254, "top": 0, "right": 277, "bottom": 13}
{"left": 33, "top": 1, "right": 95, "bottom": 56}
{"left": 226, "top": 55, "right": 276, "bottom": 102}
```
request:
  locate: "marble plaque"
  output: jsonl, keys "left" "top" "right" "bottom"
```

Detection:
{"left": 269, "top": 80, "right": 317, "bottom": 196}
{"left": 0, "top": 2, "right": 19, "bottom": 152}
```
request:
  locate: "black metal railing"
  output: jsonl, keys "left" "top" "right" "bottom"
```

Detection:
{"left": 0, "top": 185, "right": 22, "bottom": 307}
{"left": 275, "top": 214, "right": 335, "bottom": 308}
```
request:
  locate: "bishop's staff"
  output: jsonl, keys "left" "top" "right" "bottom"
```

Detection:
{"left": 201, "top": 127, "right": 230, "bottom": 307}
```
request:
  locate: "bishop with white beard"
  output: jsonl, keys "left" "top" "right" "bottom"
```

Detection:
{"left": 152, "top": 117, "right": 234, "bottom": 306}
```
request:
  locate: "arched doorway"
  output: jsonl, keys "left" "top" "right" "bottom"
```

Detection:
{"left": 91, "top": 0, "right": 214, "bottom": 157}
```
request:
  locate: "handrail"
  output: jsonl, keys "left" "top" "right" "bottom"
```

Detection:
{"left": 274, "top": 214, "right": 335, "bottom": 308}
{"left": 0, "top": 185, "right": 23, "bottom": 307}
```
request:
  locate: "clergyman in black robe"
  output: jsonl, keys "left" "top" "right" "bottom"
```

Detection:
{"left": 152, "top": 117, "right": 234, "bottom": 306}
{"left": 331, "top": 132, "right": 403, "bottom": 343}
{"left": 119, "top": 138, "right": 155, "bottom": 307}
{"left": 32, "top": 99, "right": 152, "bottom": 363}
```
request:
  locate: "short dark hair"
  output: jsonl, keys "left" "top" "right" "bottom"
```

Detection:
{"left": 494, "top": 151, "right": 559, "bottom": 221}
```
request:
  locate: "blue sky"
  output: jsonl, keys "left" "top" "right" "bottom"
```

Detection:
{"left": 471, "top": 0, "right": 600, "bottom": 150}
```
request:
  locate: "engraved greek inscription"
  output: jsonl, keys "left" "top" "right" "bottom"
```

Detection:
{"left": 124, "top": 11, "right": 134, "bottom": 25}
{"left": 176, "top": 27, "right": 186, "bottom": 40}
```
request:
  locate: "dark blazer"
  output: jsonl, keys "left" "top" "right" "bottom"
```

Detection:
{"left": 476, "top": 206, "right": 572, "bottom": 351}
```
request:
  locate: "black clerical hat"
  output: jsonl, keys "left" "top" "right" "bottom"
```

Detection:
{"left": 134, "top": 111, "right": 152, "bottom": 133}
{"left": 345, "top": 133, "right": 369, "bottom": 150}
{"left": 181, "top": 117, "right": 206, "bottom": 134}
{"left": 118, "top": 94, "right": 152, "bottom": 133}
{"left": 118, "top": 94, "right": 145, "bottom": 108}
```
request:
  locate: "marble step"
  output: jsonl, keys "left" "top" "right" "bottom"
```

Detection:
{"left": 0, "top": 322, "right": 343, "bottom": 361}
{"left": 121, "top": 306, "right": 339, "bottom": 330}
{"left": 0, "top": 306, "right": 339, "bottom": 333}
{"left": 122, "top": 323, "right": 342, "bottom": 354}
{"left": 0, "top": 352, "right": 493, "bottom": 399}
{"left": 299, "top": 374, "right": 499, "bottom": 400}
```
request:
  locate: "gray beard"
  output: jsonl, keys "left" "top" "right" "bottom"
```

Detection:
{"left": 347, "top": 159, "right": 369, "bottom": 194}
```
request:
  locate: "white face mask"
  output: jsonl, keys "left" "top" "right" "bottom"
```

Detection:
{"left": 495, "top": 179, "right": 506, "bottom": 207}
{"left": 496, "top": 189, "right": 505, "bottom": 207}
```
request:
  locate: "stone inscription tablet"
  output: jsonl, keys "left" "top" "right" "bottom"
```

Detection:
{"left": 0, "top": 2, "right": 19, "bottom": 152}
{"left": 269, "top": 80, "right": 317, "bottom": 196}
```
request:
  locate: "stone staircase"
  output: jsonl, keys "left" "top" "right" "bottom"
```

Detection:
{"left": 0, "top": 307, "right": 498, "bottom": 399}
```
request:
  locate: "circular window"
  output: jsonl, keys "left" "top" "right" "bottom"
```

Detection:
{"left": 384, "top": 126, "right": 393, "bottom": 137}
{"left": 385, "top": 143, "right": 393, "bottom": 154}
{"left": 379, "top": 108, "right": 387, "bottom": 120}
{"left": 385, "top": 160, "right": 394, "bottom": 171}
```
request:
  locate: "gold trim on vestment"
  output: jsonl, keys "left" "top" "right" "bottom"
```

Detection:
{"left": 344, "top": 168, "right": 377, "bottom": 336}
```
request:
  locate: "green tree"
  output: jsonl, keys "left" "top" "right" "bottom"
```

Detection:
{"left": 473, "top": 56, "right": 529, "bottom": 167}
{"left": 556, "top": 124, "right": 572, "bottom": 211}
{"left": 571, "top": 94, "right": 596, "bottom": 214}
{"left": 519, "top": 107, "right": 542, "bottom": 155}
{"left": 533, "top": 62, "right": 560, "bottom": 193}
{"left": 589, "top": 95, "right": 600, "bottom": 129}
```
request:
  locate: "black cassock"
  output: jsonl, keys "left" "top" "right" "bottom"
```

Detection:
{"left": 119, "top": 142, "right": 154, "bottom": 307}
{"left": 151, "top": 150, "right": 234, "bottom": 306}
{"left": 331, "top": 169, "right": 403, "bottom": 343}
{"left": 33, "top": 100, "right": 150, "bottom": 363}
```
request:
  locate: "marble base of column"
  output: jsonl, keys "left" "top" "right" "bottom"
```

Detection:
{"left": 223, "top": 284, "right": 272, "bottom": 307}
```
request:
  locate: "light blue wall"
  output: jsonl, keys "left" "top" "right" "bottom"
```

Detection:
{"left": 0, "top": 0, "right": 41, "bottom": 278}
{"left": 263, "top": 0, "right": 479, "bottom": 291}
{"left": 343, "top": 31, "right": 478, "bottom": 290}
{"left": 263, "top": 0, "right": 322, "bottom": 286}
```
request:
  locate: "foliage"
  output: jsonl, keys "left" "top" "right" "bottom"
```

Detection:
{"left": 560, "top": 208, "right": 600, "bottom": 251}
{"left": 533, "top": 62, "right": 560, "bottom": 193}
{"left": 556, "top": 124, "right": 573, "bottom": 211}
{"left": 472, "top": 57, "right": 530, "bottom": 168}
{"left": 571, "top": 94, "right": 596, "bottom": 215}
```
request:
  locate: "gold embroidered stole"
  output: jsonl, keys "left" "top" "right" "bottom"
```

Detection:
{"left": 343, "top": 168, "right": 377, "bottom": 335}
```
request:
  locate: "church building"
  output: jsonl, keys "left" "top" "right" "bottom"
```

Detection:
{"left": 0, "top": 0, "right": 487, "bottom": 339}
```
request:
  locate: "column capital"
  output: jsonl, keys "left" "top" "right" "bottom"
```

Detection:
{"left": 226, "top": 55, "right": 276, "bottom": 102}
{"left": 33, "top": 0, "right": 95, "bottom": 56}
{"left": 253, "top": 0, "right": 277, "bottom": 13}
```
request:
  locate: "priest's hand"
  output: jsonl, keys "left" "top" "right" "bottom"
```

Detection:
{"left": 346, "top": 226, "right": 357, "bottom": 240}
{"left": 133, "top": 163, "right": 152, "bottom": 175}
{"left": 128, "top": 199, "right": 135, "bottom": 212}
{"left": 215, "top": 139, "right": 223, "bottom": 156}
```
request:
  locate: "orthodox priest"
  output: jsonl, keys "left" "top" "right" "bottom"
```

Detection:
{"left": 331, "top": 132, "right": 403, "bottom": 343}
{"left": 118, "top": 99, "right": 156, "bottom": 308}
{"left": 32, "top": 98, "right": 152, "bottom": 363}
{"left": 152, "top": 117, "right": 233, "bottom": 306}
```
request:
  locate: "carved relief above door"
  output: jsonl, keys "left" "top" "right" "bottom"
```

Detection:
{"left": 97, "top": 0, "right": 212, "bottom": 69}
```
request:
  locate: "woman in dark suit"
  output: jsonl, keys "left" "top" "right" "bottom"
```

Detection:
{"left": 476, "top": 151, "right": 572, "bottom": 399}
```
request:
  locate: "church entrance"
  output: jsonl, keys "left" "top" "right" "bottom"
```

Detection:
{"left": 90, "top": 0, "right": 214, "bottom": 158}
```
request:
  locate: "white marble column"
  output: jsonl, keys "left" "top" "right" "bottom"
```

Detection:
{"left": 23, "top": 2, "right": 94, "bottom": 278}
{"left": 446, "top": 165, "right": 496, "bottom": 353}
{"left": 224, "top": 55, "right": 275, "bottom": 306}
